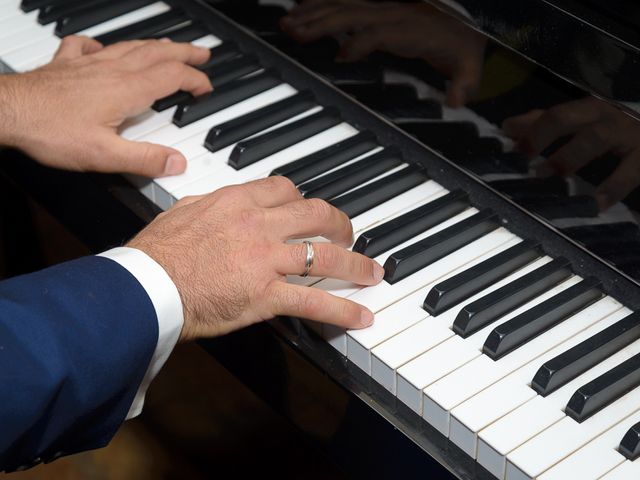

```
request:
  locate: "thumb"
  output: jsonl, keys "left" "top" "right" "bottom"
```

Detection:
{"left": 108, "top": 136, "right": 187, "bottom": 178}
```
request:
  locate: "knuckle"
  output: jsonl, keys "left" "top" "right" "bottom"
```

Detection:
{"left": 301, "top": 291, "right": 324, "bottom": 318}
{"left": 239, "top": 207, "right": 265, "bottom": 230}
{"left": 305, "top": 198, "right": 333, "bottom": 221}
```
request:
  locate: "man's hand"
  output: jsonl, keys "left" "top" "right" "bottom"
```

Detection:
{"left": 127, "top": 176, "right": 385, "bottom": 341}
{"left": 280, "top": 0, "right": 486, "bottom": 107}
{"left": 503, "top": 97, "right": 640, "bottom": 210}
{"left": 0, "top": 36, "right": 212, "bottom": 177}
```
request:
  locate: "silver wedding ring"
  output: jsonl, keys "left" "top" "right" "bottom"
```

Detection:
{"left": 301, "top": 240, "right": 315, "bottom": 277}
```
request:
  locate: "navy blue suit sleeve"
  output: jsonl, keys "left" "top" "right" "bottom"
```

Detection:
{"left": 0, "top": 255, "right": 159, "bottom": 471}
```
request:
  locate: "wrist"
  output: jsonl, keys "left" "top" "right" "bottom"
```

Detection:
{"left": 0, "top": 74, "right": 23, "bottom": 149}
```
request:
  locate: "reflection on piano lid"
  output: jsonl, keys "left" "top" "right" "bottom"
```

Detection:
{"left": 3, "top": 0, "right": 640, "bottom": 479}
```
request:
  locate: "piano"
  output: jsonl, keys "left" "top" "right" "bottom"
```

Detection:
{"left": 2, "top": 0, "right": 640, "bottom": 478}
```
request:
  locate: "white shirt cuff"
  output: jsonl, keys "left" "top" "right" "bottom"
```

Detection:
{"left": 98, "top": 247, "right": 184, "bottom": 419}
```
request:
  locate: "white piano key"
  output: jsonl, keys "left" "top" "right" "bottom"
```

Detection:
{"left": 601, "top": 460, "right": 640, "bottom": 479}
{"left": 140, "top": 84, "right": 297, "bottom": 149}
{"left": 458, "top": 309, "right": 633, "bottom": 476}
{"left": 349, "top": 180, "right": 446, "bottom": 234}
{"left": 348, "top": 227, "right": 516, "bottom": 313}
{"left": 0, "top": 10, "right": 37, "bottom": 39}
{"left": 369, "top": 257, "right": 552, "bottom": 395}
{"left": 395, "top": 260, "right": 572, "bottom": 415}
{"left": 0, "top": 2, "right": 20, "bottom": 20}
{"left": 4, "top": 2, "right": 173, "bottom": 71}
{"left": 467, "top": 308, "right": 633, "bottom": 474}
{"left": 0, "top": 23, "right": 55, "bottom": 56}
{"left": 506, "top": 386, "right": 640, "bottom": 480}
{"left": 422, "top": 295, "right": 623, "bottom": 437}
{"left": 2, "top": 38, "right": 60, "bottom": 71}
{"left": 319, "top": 208, "right": 478, "bottom": 354}
{"left": 172, "top": 122, "right": 360, "bottom": 198}
{"left": 119, "top": 107, "right": 177, "bottom": 141}
{"left": 79, "top": 2, "right": 172, "bottom": 39}
{"left": 349, "top": 238, "right": 524, "bottom": 377}
{"left": 537, "top": 410, "right": 640, "bottom": 480}
{"left": 191, "top": 34, "right": 222, "bottom": 49}
{"left": 156, "top": 106, "right": 324, "bottom": 196}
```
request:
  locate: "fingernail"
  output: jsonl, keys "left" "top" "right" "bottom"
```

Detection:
{"left": 159, "top": 37, "right": 171, "bottom": 43}
{"left": 164, "top": 154, "right": 185, "bottom": 176}
{"left": 360, "top": 309, "right": 374, "bottom": 327}
{"left": 373, "top": 263, "right": 385, "bottom": 283}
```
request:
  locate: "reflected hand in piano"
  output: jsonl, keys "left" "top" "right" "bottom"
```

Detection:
{"left": 280, "top": 0, "right": 486, "bottom": 107}
{"left": 0, "top": 34, "right": 384, "bottom": 471}
{"left": 503, "top": 96, "right": 640, "bottom": 211}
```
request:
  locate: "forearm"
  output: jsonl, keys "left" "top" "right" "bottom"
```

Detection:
{"left": 0, "top": 255, "right": 160, "bottom": 471}
{"left": 0, "top": 74, "right": 22, "bottom": 149}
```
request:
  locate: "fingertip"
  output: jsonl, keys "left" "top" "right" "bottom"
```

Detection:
{"left": 359, "top": 308, "right": 374, "bottom": 328}
{"left": 596, "top": 191, "right": 613, "bottom": 211}
{"left": 372, "top": 262, "right": 385, "bottom": 284}
{"left": 163, "top": 153, "right": 187, "bottom": 176}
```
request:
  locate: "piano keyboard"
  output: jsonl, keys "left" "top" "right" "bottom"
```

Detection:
{"left": 3, "top": 1, "right": 640, "bottom": 479}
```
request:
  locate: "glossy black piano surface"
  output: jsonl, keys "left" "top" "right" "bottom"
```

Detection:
{"left": 3, "top": 0, "right": 640, "bottom": 478}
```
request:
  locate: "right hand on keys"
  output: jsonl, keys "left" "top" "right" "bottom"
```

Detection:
{"left": 0, "top": 36, "right": 212, "bottom": 177}
{"left": 127, "top": 176, "right": 386, "bottom": 341}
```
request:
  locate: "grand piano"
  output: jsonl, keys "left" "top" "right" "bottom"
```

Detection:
{"left": 2, "top": 0, "right": 640, "bottom": 478}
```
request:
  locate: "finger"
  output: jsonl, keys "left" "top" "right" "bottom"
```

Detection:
{"left": 99, "top": 133, "right": 187, "bottom": 177}
{"left": 516, "top": 98, "right": 603, "bottom": 156}
{"left": 266, "top": 281, "right": 374, "bottom": 329}
{"left": 265, "top": 198, "right": 353, "bottom": 246}
{"left": 279, "top": 242, "right": 384, "bottom": 285}
{"left": 53, "top": 35, "right": 103, "bottom": 61}
{"left": 284, "top": 6, "right": 382, "bottom": 42}
{"left": 239, "top": 176, "right": 302, "bottom": 207}
{"left": 596, "top": 152, "right": 640, "bottom": 210}
{"left": 335, "top": 26, "right": 385, "bottom": 62}
{"left": 121, "top": 40, "right": 211, "bottom": 70}
{"left": 174, "top": 194, "right": 206, "bottom": 208}
{"left": 92, "top": 39, "right": 150, "bottom": 60}
{"left": 446, "top": 52, "right": 484, "bottom": 108}
{"left": 131, "top": 61, "right": 212, "bottom": 104}
{"left": 502, "top": 110, "right": 545, "bottom": 139}
{"left": 542, "top": 126, "right": 611, "bottom": 176}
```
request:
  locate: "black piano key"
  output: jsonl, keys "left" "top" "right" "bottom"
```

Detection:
{"left": 520, "top": 195, "right": 599, "bottom": 219}
{"left": 353, "top": 190, "right": 469, "bottom": 259}
{"left": 330, "top": 165, "right": 429, "bottom": 219}
{"left": 204, "top": 54, "right": 261, "bottom": 86}
{"left": 483, "top": 278, "right": 604, "bottom": 361}
{"left": 196, "top": 41, "right": 241, "bottom": 71}
{"left": 453, "top": 258, "right": 573, "bottom": 338}
{"left": 269, "top": 131, "right": 378, "bottom": 185}
{"left": 383, "top": 209, "right": 500, "bottom": 284}
{"left": 39, "top": 0, "right": 95, "bottom": 25}
{"left": 229, "top": 108, "right": 342, "bottom": 170}
{"left": 22, "top": 0, "right": 60, "bottom": 13}
{"left": 488, "top": 177, "right": 569, "bottom": 198}
{"left": 94, "top": 9, "right": 188, "bottom": 45}
{"left": 566, "top": 352, "right": 640, "bottom": 423}
{"left": 424, "top": 240, "right": 542, "bottom": 316}
{"left": 173, "top": 70, "right": 280, "bottom": 128}
{"left": 56, "top": 0, "right": 156, "bottom": 36}
{"left": 532, "top": 312, "right": 640, "bottom": 397}
{"left": 151, "top": 21, "right": 209, "bottom": 43}
{"left": 204, "top": 91, "right": 316, "bottom": 152}
{"left": 619, "top": 421, "right": 640, "bottom": 460}
{"left": 298, "top": 148, "right": 402, "bottom": 200}
{"left": 153, "top": 45, "right": 248, "bottom": 112}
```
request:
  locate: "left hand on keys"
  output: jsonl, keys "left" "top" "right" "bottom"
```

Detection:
{"left": 0, "top": 36, "right": 212, "bottom": 177}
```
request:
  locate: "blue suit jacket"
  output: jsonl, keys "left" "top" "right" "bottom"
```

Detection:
{"left": 0, "top": 256, "right": 158, "bottom": 471}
